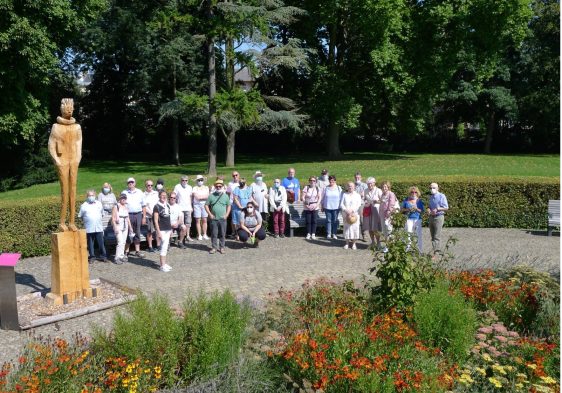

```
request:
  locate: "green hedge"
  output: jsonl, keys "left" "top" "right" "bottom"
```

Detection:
{"left": 0, "top": 179, "right": 559, "bottom": 257}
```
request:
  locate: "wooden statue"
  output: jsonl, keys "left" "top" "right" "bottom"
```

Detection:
{"left": 46, "top": 98, "right": 93, "bottom": 305}
{"left": 48, "top": 98, "right": 82, "bottom": 232}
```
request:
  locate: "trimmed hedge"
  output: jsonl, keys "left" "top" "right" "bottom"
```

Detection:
{"left": 0, "top": 179, "right": 559, "bottom": 257}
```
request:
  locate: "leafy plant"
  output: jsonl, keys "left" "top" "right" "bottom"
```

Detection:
{"left": 413, "top": 279, "right": 477, "bottom": 361}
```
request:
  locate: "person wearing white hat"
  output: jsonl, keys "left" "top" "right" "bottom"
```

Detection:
{"left": 122, "top": 177, "right": 146, "bottom": 258}
{"left": 340, "top": 181, "right": 362, "bottom": 249}
{"left": 250, "top": 170, "right": 268, "bottom": 225}
{"left": 192, "top": 175, "right": 210, "bottom": 240}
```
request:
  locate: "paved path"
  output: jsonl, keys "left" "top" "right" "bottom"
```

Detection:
{"left": 1, "top": 228, "right": 559, "bottom": 365}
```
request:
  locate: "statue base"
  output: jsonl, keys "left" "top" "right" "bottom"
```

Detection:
{"left": 48, "top": 229, "right": 93, "bottom": 305}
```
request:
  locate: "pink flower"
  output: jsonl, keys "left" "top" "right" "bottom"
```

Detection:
{"left": 476, "top": 334, "right": 487, "bottom": 341}
{"left": 492, "top": 324, "right": 508, "bottom": 334}
{"left": 479, "top": 342, "right": 489, "bottom": 348}
{"left": 478, "top": 327, "right": 493, "bottom": 334}
{"left": 507, "top": 331, "right": 519, "bottom": 338}
{"left": 494, "top": 336, "right": 508, "bottom": 343}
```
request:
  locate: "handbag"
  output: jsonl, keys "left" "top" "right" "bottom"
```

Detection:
{"left": 363, "top": 205, "right": 372, "bottom": 217}
{"left": 286, "top": 190, "right": 295, "bottom": 204}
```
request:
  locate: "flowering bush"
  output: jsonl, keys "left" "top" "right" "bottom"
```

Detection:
{"left": 454, "top": 314, "right": 559, "bottom": 393}
{"left": 448, "top": 269, "right": 540, "bottom": 332}
{"left": 269, "top": 280, "right": 453, "bottom": 392}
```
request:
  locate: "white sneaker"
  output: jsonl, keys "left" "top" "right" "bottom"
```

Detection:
{"left": 352, "top": 243, "right": 357, "bottom": 250}
{"left": 198, "top": 235, "right": 203, "bottom": 241}
{"left": 343, "top": 244, "right": 349, "bottom": 249}
{"left": 332, "top": 234, "right": 338, "bottom": 239}
{"left": 306, "top": 234, "right": 311, "bottom": 240}
{"left": 311, "top": 234, "right": 316, "bottom": 240}
{"left": 203, "top": 235, "right": 210, "bottom": 240}
{"left": 185, "top": 236, "right": 193, "bottom": 242}
{"left": 159, "top": 264, "right": 172, "bottom": 272}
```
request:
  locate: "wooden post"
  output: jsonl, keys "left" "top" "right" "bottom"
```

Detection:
{"left": 46, "top": 230, "right": 93, "bottom": 305}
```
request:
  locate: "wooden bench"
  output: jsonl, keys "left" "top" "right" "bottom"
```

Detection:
{"left": 547, "top": 200, "right": 560, "bottom": 236}
{"left": 99, "top": 215, "right": 177, "bottom": 245}
{"left": 287, "top": 201, "right": 343, "bottom": 237}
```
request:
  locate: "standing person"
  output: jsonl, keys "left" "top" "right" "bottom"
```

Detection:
{"left": 362, "top": 177, "right": 383, "bottom": 248}
{"left": 269, "top": 178, "right": 288, "bottom": 238}
{"left": 192, "top": 175, "right": 210, "bottom": 240}
{"left": 233, "top": 177, "right": 255, "bottom": 240}
{"left": 282, "top": 168, "right": 300, "bottom": 203}
{"left": 169, "top": 191, "right": 187, "bottom": 248}
{"left": 317, "top": 169, "right": 330, "bottom": 190}
{"left": 122, "top": 177, "right": 146, "bottom": 258}
{"left": 340, "top": 182, "right": 362, "bottom": 249}
{"left": 379, "top": 181, "right": 398, "bottom": 250}
{"left": 144, "top": 179, "right": 160, "bottom": 253}
{"left": 428, "top": 182, "right": 449, "bottom": 255}
{"left": 354, "top": 172, "right": 368, "bottom": 240}
{"left": 98, "top": 182, "right": 116, "bottom": 216}
{"left": 156, "top": 178, "right": 165, "bottom": 192}
{"left": 112, "top": 193, "right": 133, "bottom": 264}
{"left": 401, "top": 186, "right": 425, "bottom": 252}
{"left": 321, "top": 175, "right": 342, "bottom": 239}
{"left": 79, "top": 189, "right": 108, "bottom": 263}
{"left": 301, "top": 176, "right": 322, "bottom": 240}
{"left": 250, "top": 171, "right": 269, "bottom": 224}
{"left": 238, "top": 202, "right": 266, "bottom": 247}
{"left": 227, "top": 171, "right": 240, "bottom": 237}
{"left": 205, "top": 179, "right": 231, "bottom": 254}
{"left": 153, "top": 190, "right": 173, "bottom": 272}
{"left": 173, "top": 175, "right": 194, "bottom": 242}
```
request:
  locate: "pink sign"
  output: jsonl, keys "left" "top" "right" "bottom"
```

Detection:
{"left": 0, "top": 253, "right": 21, "bottom": 267}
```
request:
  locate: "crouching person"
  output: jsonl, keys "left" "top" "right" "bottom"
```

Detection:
{"left": 169, "top": 192, "right": 187, "bottom": 248}
{"left": 238, "top": 202, "right": 266, "bottom": 247}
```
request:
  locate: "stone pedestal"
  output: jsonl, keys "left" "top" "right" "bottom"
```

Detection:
{"left": 47, "top": 230, "right": 92, "bottom": 305}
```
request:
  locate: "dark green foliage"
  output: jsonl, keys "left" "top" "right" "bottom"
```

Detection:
{"left": 413, "top": 279, "right": 477, "bottom": 361}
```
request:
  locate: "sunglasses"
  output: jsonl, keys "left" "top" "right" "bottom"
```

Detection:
{"left": 146, "top": 184, "right": 153, "bottom": 187}
{"left": 169, "top": 196, "right": 176, "bottom": 199}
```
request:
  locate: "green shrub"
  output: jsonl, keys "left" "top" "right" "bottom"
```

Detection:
{"left": 413, "top": 280, "right": 477, "bottom": 361}
{"left": 92, "top": 291, "right": 251, "bottom": 387}
{"left": 368, "top": 230, "right": 445, "bottom": 311}
{"left": 0, "top": 178, "right": 559, "bottom": 257}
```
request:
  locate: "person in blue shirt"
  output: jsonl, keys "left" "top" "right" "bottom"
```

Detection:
{"left": 401, "top": 186, "right": 425, "bottom": 252}
{"left": 282, "top": 168, "right": 300, "bottom": 203}
{"left": 428, "top": 182, "right": 449, "bottom": 255}
{"left": 233, "top": 177, "right": 256, "bottom": 240}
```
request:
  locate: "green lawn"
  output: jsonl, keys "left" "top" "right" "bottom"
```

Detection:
{"left": 0, "top": 152, "right": 559, "bottom": 203}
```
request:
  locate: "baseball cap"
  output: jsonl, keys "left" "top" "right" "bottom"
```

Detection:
{"left": 127, "top": 177, "right": 135, "bottom": 183}
{"left": 321, "top": 169, "right": 328, "bottom": 175}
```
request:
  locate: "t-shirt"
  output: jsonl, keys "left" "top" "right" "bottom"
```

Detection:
{"left": 282, "top": 177, "right": 301, "bottom": 200}
{"left": 122, "top": 188, "right": 145, "bottom": 213}
{"left": 206, "top": 192, "right": 231, "bottom": 217}
{"left": 240, "top": 211, "right": 262, "bottom": 229}
{"left": 302, "top": 185, "right": 321, "bottom": 211}
{"left": 233, "top": 186, "right": 253, "bottom": 209}
{"left": 97, "top": 192, "right": 117, "bottom": 215}
{"left": 250, "top": 182, "right": 268, "bottom": 212}
{"left": 402, "top": 198, "right": 425, "bottom": 220}
{"left": 153, "top": 202, "right": 172, "bottom": 231}
{"left": 169, "top": 203, "right": 183, "bottom": 227}
{"left": 144, "top": 190, "right": 159, "bottom": 217}
{"left": 323, "top": 186, "right": 342, "bottom": 210}
{"left": 78, "top": 201, "right": 104, "bottom": 233}
{"left": 173, "top": 183, "right": 193, "bottom": 211}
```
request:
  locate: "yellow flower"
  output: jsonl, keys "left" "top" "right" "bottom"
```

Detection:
{"left": 492, "top": 364, "right": 507, "bottom": 375}
{"left": 540, "top": 376, "right": 557, "bottom": 385}
{"left": 527, "top": 363, "right": 537, "bottom": 370}
{"left": 488, "top": 377, "right": 503, "bottom": 388}
{"left": 482, "top": 353, "right": 493, "bottom": 362}
{"left": 504, "top": 365, "right": 513, "bottom": 372}
{"left": 459, "top": 373, "right": 474, "bottom": 385}
{"left": 516, "top": 373, "right": 528, "bottom": 380}
{"left": 515, "top": 383, "right": 524, "bottom": 389}
{"left": 475, "top": 367, "right": 486, "bottom": 376}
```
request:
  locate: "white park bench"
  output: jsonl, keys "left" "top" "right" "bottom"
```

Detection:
{"left": 547, "top": 200, "right": 560, "bottom": 236}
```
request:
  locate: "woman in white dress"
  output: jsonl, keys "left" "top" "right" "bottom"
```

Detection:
{"left": 340, "top": 182, "right": 362, "bottom": 249}
{"left": 363, "top": 177, "right": 383, "bottom": 248}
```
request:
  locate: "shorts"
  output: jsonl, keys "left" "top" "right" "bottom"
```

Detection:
{"left": 159, "top": 230, "right": 172, "bottom": 256}
{"left": 127, "top": 212, "right": 142, "bottom": 243}
{"left": 193, "top": 202, "right": 208, "bottom": 218}
{"left": 145, "top": 215, "right": 155, "bottom": 232}
{"left": 231, "top": 207, "right": 241, "bottom": 225}
{"left": 182, "top": 211, "right": 192, "bottom": 226}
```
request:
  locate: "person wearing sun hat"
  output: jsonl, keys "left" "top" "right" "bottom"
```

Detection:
{"left": 193, "top": 174, "right": 210, "bottom": 240}
{"left": 122, "top": 177, "right": 146, "bottom": 258}
{"left": 205, "top": 178, "right": 231, "bottom": 254}
{"left": 250, "top": 170, "right": 268, "bottom": 224}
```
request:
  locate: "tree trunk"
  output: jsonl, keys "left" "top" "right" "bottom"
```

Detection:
{"left": 327, "top": 120, "right": 341, "bottom": 158}
{"left": 226, "top": 36, "right": 235, "bottom": 90}
{"left": 171, "top": 64, "right": 180, "bottom": 166}
{"left": 207, "top": 33, "right": 217, "bottom": 175}
{"left": 484, "top": 111, "right": 495, "bottom": 154}
{"left": 225, "top": 129, "right": 235, "bottom": 167}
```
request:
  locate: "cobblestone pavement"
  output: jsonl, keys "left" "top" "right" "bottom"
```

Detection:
{"left": 1, "top": 228, "right": 559, "bottom": 365}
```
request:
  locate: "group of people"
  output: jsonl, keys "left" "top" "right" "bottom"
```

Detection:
{"left": 78, "top": 168, "right": 449, "bottom": 272}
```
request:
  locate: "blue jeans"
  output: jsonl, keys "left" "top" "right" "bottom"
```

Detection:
{"left": 87, "top": 232, "right": 107, "bottom": 259}
{"left": 324, "top": 209, "right": 339, "bottom": 236}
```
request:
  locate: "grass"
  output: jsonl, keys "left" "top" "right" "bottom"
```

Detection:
{"left": 0, "top": 152, "right": 558, "bottom": 202}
